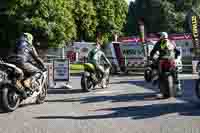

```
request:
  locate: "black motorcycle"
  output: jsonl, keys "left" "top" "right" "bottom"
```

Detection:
{"left": 195, "top": 61, "right": 200, "bottom": 99}
{"left": 0, "top": 58, "right": 48, "bottom": 112}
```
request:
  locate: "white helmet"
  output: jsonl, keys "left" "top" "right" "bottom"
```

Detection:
{"left": 159, "top": 32, "right": 168, "bottom": 39}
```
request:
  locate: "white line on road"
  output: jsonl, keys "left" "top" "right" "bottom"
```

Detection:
{"left": 95, "top": 90, "right": 125, "bottom": 94}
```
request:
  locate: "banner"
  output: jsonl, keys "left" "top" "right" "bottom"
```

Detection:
{"left": 186, "top": 9, "right": 200, "bottom": 59}
{"left": 53, "top": 59, "right": 70, "bottom": 82}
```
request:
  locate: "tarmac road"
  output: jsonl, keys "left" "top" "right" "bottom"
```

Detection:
{"left": 0, "top": 75, "right": 200, "bottom": 133}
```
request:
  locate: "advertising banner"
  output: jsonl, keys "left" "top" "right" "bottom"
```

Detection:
{"left": 186, "top": 9, "right": 200, "bottom": 59}
{"left": 53, "top": 59, "right": 70, "bottom": 82}
{"left": 120, "top": 43, "right": 144, "bottom": 58}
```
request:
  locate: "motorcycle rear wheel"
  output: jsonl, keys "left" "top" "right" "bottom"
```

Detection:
{"left": 160, "top": 75, "right": 176, "bottom": 98}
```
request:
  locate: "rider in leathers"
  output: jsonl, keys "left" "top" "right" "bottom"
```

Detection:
{"left": 88, "top": 42, "right": 112, "bottom": 87}
{"left": 149, "top": 32, "right": 182, "bottom": 96}
{"left": 9, "top": 33, "right": 46, "bottom": 98}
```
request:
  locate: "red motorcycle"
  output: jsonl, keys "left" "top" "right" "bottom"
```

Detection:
{"left": 159, "top": 59, "right": 177, "bottom": 98}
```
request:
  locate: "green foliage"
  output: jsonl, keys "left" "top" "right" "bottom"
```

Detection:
{"left": 95, "top": 0, "right": 128, "bottom": 44}
{"left": 124, "top": 2, "right": 138, "bottom": 36}
{"left": 125, "top": 0, "right": 200, "bottom": 35}
{"left": 73, "top": 0, "right": 97, "bottom": 41}
{"left": 1, "top": 0, "right": 76, "bottom": 47}
{"left": 0, "top": 0, "right": 128, "bottom": 48}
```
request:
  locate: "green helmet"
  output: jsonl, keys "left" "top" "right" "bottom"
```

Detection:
{"left": 21, "top": 32, "right": 33, "bottom": 46}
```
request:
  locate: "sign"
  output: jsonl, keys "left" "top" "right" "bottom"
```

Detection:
{"left": 119, "top": 42, "right": 155, "bottom": 58}
{"left": 186, "top": 9, "right": 200, "bottom": 59}
{"left": 120, "top": 43, "right": 144, "bottom": 58}
{"left": 53, "top": 59, "right": 69, "bottom": 82}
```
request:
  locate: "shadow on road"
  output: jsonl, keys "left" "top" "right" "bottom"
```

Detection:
{"left": 80, "top": 92, "right": 159, "bottom": 103}
{"left": 46, "top": 79, "right": 197, "bottom": 105}
{"left": 47, "top": 88, "right": 85, "bottom": 95}
{"left": 45, "top": 92, "right": 158, "bottom": 103}
{"left": 35, "top": 102, "right": 200, "bottom": 120}
{"left": 35, "top": 79, "right": 200, "bottom": 120}
{"left": 110, "top": 79, "right": 196, "bottom": 101}
{"left": 45, "top": 98, "right": 80, "bottom": 103}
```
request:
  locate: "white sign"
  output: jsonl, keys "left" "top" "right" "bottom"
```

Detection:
{"left": 119, "top": 42, "right": 155, "bottom": 58}
{"left": 120, "top": 42, "right": 144, "bottom": 58}
{"left": 53, "top": 59, "right": 69, "bottom": 81}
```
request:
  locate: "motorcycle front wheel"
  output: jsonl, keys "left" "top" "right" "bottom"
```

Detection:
{"left": 81, "top": 73, "right": 93, "bottom": 92}
{"left": 0, "top": 86, "right": 20, "bottom": 112}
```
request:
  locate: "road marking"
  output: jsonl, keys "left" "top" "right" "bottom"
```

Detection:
{"left": 95, "top": 89, "right": 125, "bottom": 94}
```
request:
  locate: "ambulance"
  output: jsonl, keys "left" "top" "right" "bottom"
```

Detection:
{"left": 104, "top": 33, "right": 193, "bottom": 73}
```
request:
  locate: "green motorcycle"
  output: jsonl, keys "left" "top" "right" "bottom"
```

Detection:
{"left": 81, "top": 63, "right": 110, "bottom": 92}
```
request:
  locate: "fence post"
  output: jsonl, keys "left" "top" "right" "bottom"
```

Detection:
{"left": 62, "top": 47, "right": 65, "bottom": 59}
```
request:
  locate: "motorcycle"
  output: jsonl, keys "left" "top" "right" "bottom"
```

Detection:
{"left": 195, "top": 61, "right": 200, "bottom": 99}
{"left": 144, "top": 57, "right": 182, "bottom": 98}
{"left": 81, "top": 63, "right": 110, "bottom": 92}
{"left": 159, "top": 59, "right": 177, "bottom": 98}
{"left": 0, "top": 58, "right": 48, "bottom": 112}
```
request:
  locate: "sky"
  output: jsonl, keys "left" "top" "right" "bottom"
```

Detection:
{"left": 127, "top": 0, "right": 135, "bottom": 4}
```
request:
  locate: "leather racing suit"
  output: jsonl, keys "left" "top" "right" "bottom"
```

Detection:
{"left": 150, "top": 39, "right": 182, "bottom": 94}
{"left": 88, "top": 47, "right": 111, "bottom": 79}
{"left": 9, "top": 39, "right": 45, "bottom": 93}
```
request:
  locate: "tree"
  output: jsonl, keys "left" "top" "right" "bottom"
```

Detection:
{"left": 113, "top": 0, "right": 128, "bottom": 34}
{"left": 0, "top": 0, "right": 129, "bottom": 49}
{"left": 126, "top": 0, "right": 200, "bottom": 35}
{"left": 73, "top": 0, "right": 97, "bottom": 41}
{"left": 3, "top": 0, "right": 76, "bottom": 48}
{"left": 94, "top": 0, "right": 128, "bottom": 44}
{"left": 124, "top": 1, "right": 138, "bottom": 36}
